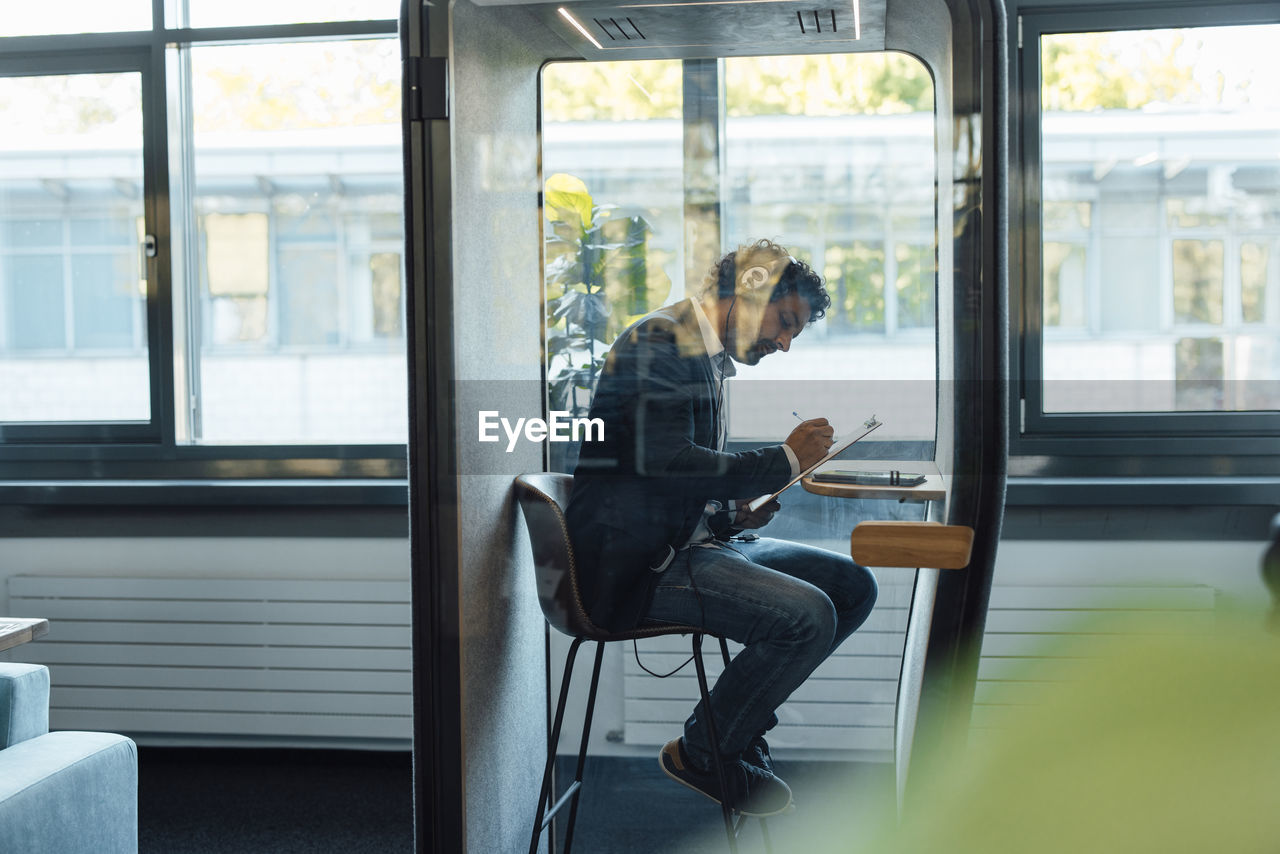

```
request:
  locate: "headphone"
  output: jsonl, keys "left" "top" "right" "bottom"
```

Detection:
{"left": 716, "top": 253, "right": 798, "bottom": 299}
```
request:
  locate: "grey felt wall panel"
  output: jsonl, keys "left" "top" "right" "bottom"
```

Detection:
{"left": 448, "top": 3, "right": 573, "bottom": 851}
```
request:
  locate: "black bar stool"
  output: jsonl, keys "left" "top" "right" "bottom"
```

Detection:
{"left": 514, "top": 473, "right": 772, "bottom": 854}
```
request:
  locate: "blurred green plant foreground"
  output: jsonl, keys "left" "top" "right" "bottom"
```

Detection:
{"left": 787, "top": 606, "right": 1280, "bottom": 853}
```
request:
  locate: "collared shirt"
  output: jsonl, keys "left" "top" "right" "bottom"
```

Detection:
{"left": 690, "top": 297, "right": 734, "bottom": 448}
{"left": 680, "top": 299, "right": 799, "bottom": 549}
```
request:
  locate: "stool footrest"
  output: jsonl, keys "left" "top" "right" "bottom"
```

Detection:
{"left": 540, "top": 779, "right": 582, "bottom": 832}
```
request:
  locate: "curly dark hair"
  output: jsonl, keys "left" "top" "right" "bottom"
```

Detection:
{"left": 704, "top": 239, "right": 831, "bottom": 323}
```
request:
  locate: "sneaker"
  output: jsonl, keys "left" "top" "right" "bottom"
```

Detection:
{"left": 659, "top": 738, "right": 792, "bottom": 817}
{"left": 742, "top": 734, "right": 774, "bottom": 775}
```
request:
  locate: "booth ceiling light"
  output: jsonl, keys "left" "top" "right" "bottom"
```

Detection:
{"left": 615, "top": 0, "right": 861, "bottom": 18}
{"left": 623, "top": 0, "right": 817, "bottom": 5}
{"left": 557, "top": 0, "right": 866, "bottom": 51}
{"left": 559, "top": 7, "right": 605, "bottom": 49}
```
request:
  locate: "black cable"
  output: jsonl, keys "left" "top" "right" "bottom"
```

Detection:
{"left": 632, "top": 640, "right": 694, "bottom": 678}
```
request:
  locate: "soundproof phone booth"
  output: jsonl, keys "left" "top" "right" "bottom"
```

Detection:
{"left": 401, "top": 0, "right": 1008, "bottom": 848}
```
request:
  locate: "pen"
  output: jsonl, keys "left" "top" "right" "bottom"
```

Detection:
{"left": 792, "top": 411, "right": 804, "bottom": 421}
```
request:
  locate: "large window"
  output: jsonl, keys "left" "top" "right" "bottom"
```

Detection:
{"left": 0, "top": 3, "right": 404, "bottom": 477}
{"left": 541, "top": 54, "right": 937, "bottom": 462}
{"left": 1022, "top": 15, "right": 1280, "bottom": 448}
{"left": 0, "top": 71, "right": 149, "bottom": 423}
{"left": 182, "top": 39, "right": 404, "bottom": 443}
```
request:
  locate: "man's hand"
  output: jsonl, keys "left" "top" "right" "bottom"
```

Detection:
{"left": 785, "top": 417, "right": 835, "bottom": 470}
{"left": 734, "top": 499, "right": 779, "bottom": 530}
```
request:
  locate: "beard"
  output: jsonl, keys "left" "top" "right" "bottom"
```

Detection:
{"left": 737, "top": 338, "right": 777, "bottom": 365}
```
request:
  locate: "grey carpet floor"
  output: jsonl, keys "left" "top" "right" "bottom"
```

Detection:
{"left": 551, "top": 754, "right": 893, "bottom": 854}
{"left": 138, "top": 747, "right": 413, "bottom": 854}
{"left": 138, "top": 747, "right": 889, "bottom": 853}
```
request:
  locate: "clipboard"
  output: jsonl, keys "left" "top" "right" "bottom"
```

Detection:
{"left": 745, "top": 415, "right": 883, "bottom": 513}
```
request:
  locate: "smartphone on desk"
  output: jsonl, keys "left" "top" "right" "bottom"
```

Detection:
{"left": 811, "top": 469, "right": 926, "bottom": 487}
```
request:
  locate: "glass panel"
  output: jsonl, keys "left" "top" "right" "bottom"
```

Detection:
{"left": 71, "top": 253, "right": 137, "bottom": 349}
{"left": 1240, "top": 241, "right": 1270, "bottom": 324}
{"left": 1040, "top": 24, "right": 1280, "bottom": 414}
{"left": 4, "top": 256, "right": 65, "bottom": 350}
{"left": 3, "top": 220, "right": 60, "bottom": 246}
{"left": 825, "top": 243, "right": 886, "bottom": 333}
{"left": 71, "top": 217, "right": 136, "bottom": 245}
{"left": 278, "top": 248, "right": 339, "bottom": 346}
{"left": 723, "top": 52, "right": 937, "bottom": 445}
{"left": 0, "top": 1, "right": 150, "bottom": 37}
{"left": 540, "top": 55, "right": 937, "bottom": 762}
{"left": 1097, "top": 236, "right": 1160, "bottom": 332}
{"left": 1043, "top": 242, "right": 1087, "bottom": 328}
{"left": 540, "top": 60, "right": 684, "bottom": 470}
{"left": 545, "top": 52, "right": 939, "bottom": 449}
{"left": 1172, "top": 239, "right": 1224, "bottom": 325}
{"left": 204, "top": 213, "right": 270, "bottom": 345}
{"left": 181, "top": 0, "right": 397, "bottom": 28}
{"left": 1174, "top": 337, "right": 1224, "bottom": 410}
{"left": 894, "top": 243, "right": 935, "bottom": 330}
{"left": 1167, "top": 198, "right": 1228, "bottom": 229}
{"left": 1043, "top": 201, "right": 1091, "bottom": 231}
{"left": 369, "top": 252, "right": 403, "bottom": 338}
{"left": 0, "top": 72, "right": 149, "bottom": 423}
{"left": 181, "top": 38, "right": 404, "bottom": 443}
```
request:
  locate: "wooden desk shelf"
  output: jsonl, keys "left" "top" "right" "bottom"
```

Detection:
{"left": 801, "top": 460, "right": 946, "bottom": 503}
{"left": 850, "top": 521, "right": 974, "bottom": 569}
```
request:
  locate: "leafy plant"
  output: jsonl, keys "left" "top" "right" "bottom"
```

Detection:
{"left": 543, "top": 173, "right": 671, "bottom": 463}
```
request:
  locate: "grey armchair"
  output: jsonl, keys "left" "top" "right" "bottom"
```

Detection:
{"left": 0, "top": 662, "right": 138, "bottom": 853}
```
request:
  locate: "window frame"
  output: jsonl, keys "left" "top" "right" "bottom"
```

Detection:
{"left": 0, "top": 14, "right": 406, "bottom": 492}
{"left": 1013, "top": 4, "right": 1280, "bottom": 472}
{"left": 0, "top": 48, "right": 166, "bottom": 444}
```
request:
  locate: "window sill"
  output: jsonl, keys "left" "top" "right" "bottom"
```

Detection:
{"left": 1007, "top": 475, "right": 1280, "bottom": 508}
{"left": 0, "top": 478, "right": 408, "bottom": 507}
{"left": 0, "top": 479, "right": 410, "bottom": 538}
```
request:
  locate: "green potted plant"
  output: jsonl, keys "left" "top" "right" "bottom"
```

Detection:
{"left": 543, "top": 172, "right": 671, "bottom": 470}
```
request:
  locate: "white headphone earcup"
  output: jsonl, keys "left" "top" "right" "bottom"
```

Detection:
{"left": 740, "top": 265, "right": 770, "bottom": 290}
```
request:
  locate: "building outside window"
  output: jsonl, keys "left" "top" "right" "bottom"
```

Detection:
{"left": 0, "top": 1, "right": 405, "bottom": 459}
{"left": 1029, "top": 21, "right": 1280, "bottom": 429}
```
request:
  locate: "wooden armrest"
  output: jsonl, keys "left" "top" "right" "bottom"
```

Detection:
{"left": 850, "top": 521, "right": 974, "bottom": 569}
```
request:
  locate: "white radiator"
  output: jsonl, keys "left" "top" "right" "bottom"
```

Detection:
{"left": 622, "top": 580, "right": 1216, "bottom": 757}
{"left": 973, "top": 583, "right": 1216, "bottom": 731}
{"left": 7, "top": 575, "right": 412, "bottom": 748}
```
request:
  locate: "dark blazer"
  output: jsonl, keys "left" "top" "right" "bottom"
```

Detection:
{"left": 565, "top": 299, "right": 794, "bottom": 631}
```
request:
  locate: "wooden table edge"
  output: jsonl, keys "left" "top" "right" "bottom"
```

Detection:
{"left": 0, "top": 617, "right": 50, "bottom": 654}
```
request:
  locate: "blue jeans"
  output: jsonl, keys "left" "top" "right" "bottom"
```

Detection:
{"left": 642, "top": 537, "right": 878, "bottom": 771}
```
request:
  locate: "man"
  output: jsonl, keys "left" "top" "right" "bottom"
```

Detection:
{"left": 565, "top": 239, "right": 878, "bottom": 816}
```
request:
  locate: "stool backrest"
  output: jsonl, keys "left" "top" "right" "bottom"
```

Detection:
{"left": 513, "top": 473, "right": 596, "bottom": 639}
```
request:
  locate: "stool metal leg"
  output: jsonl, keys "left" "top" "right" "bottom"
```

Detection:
{"left": 692, "top": 633, "right": 738, "bottom": 854}
{"left": 562, "top": 641, "right": 605, "bottom": 854}
{"left": 530, "top": 636, "right": 586, "bottom": 854}
{"left": 717, "top": 635, "right": 774, "bottom": 854}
